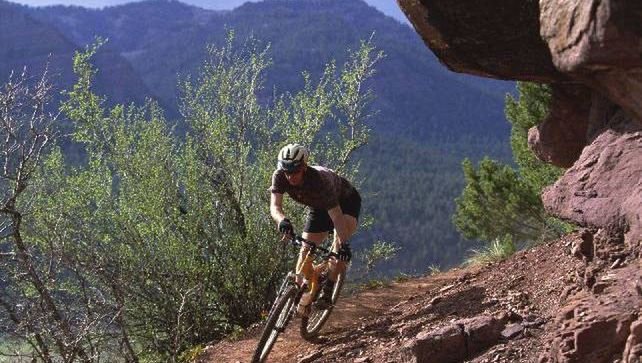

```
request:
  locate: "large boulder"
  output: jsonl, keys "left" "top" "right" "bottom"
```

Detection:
{"left": 397, "top": 0, "right": 642, "bottom": 247}
{"left": 397, "top": 0, "right": 562, "bottom": 82}
{"left": 540, "top": 263, "right": 641, "bottom": 363}
{"left": 527, "top": 83, "right": 591, "bottom": 168}
{"left": 402, "top": 315, "right": 504, "bottom": 363}
{"left": 623, "top": 317, "right": 642, "bottom": 363}
{"left": 542, "top": 109, "right": 642, "bottom": 245}
{"left": 539, "top": 0, "right": 642, "bottom": 122}
{"left": 402, "top": 324, "right": 466, "bottom": 363}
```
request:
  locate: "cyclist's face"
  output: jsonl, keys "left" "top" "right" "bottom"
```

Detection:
{"left": 285, "top": 165, "right": 305, "bottom": 186}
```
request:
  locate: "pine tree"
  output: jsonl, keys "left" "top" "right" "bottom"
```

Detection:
{"left": 505, "top": 82, "right": 563, "bottom": 191}
{"left": 453, "top": 82, "right": 570, "bottom": 246}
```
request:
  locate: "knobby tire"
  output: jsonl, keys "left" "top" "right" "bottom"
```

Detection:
{"left": 251, "top": 286, "right": 298, "bottom": 363}
{"left": 300, "top": 271, "right": 345, "bottom": 341}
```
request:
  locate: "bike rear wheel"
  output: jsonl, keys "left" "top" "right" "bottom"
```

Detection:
{"left": 251, "top": 286, "right": 298, "bottom": 363}
{"left": 300, "top": 270, "right": 345, "bottom": 340}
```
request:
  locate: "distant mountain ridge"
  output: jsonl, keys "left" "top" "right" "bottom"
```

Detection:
{"left": 9, "top": 0, "right": 407, "bottom": 22}
{"left": 0, "top": 0, "right": 151, "bottom": 105}
{"left": 23, "top": 0, "right": 512, "bottom": 143}
{"left": 0, "top": 0, "right": 514, "bottom": 270}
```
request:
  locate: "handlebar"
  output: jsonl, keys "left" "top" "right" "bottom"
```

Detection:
{"left": 289, "top": 235, "right": 339, "bottom": 259}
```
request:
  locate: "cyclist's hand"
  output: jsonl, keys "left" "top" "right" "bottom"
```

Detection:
{"left": 278, "top": 218, "right": 294, "bottom": 237}
{"left": 337, "top": 244, "right": 352, "bottom": 262}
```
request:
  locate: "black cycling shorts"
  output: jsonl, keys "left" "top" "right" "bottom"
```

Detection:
{"left": 303, "top": 189, "right": 361, "bottom": 233}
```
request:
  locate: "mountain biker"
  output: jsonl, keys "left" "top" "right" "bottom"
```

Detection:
{"left": 269, "top": 143, "right": 361, "bottom": 310}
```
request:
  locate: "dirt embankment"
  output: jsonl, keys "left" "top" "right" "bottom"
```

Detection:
{"left": 198, "top": 231, "right": 641, "bottom": 363}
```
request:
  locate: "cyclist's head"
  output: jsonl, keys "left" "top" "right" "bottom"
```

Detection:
{"left": 277, "top": 143, "right": 309, "bottom": 174}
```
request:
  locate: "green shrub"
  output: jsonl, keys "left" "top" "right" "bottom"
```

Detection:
{"left": 393, "top": 272, "right": 412, "bottom": 283}
{"left": 3, "top": 32, "right": 382, "bottom": 362}
{"left": 427, "top": 264, "right": 441, "bottom": 276}
{"left": 453, "top": 82, "right": 573, "bottom": 250}
{"left": 465, "top": 234, "right": 516, "bottom": 265}
{"left": 360, "top": 240, "right": 401, "bottom": 273}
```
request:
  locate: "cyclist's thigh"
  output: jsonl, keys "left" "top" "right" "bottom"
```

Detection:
{"left": 331, "top": 215, "right": 358, "bottom": 252}
{"left": 302, "top": 231, "right": 328, "bottom": 245}
{"left": 297, "top": 231, "right": 329, "bottom": 272}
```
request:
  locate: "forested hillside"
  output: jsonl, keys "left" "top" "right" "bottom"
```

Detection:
{"left": 0, "top": 1, "right": 150, "bottom": 104}
{"left": 0, "top": 0, "right": 514, "bottom": 271}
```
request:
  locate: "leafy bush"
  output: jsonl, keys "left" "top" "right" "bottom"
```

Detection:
{"left": 393, "top": 272, "right": 412, "bottom": 283}
{"left": 1, "top": 32, "right": 382, "bottom": 362}
{"left": 426, "top": 264, "right": 441, "bottom": 276}
{"left": 360, "top": 240, "right": 401, "bottom": 273}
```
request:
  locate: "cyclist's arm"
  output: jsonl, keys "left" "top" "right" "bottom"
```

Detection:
{"left": 328, "top": 205, "right": 348, "bottom": 246}
{"left": 270, "top": 192, "right": 287, "bottom": 224}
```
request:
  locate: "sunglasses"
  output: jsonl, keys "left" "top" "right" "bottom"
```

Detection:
{"left": 279, "top": 159, "right": 304, "bottom": 175}
{"left": 284, "top": 165, "right": 304, "bottom": 176}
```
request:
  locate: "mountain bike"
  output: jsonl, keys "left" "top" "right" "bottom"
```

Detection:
{"left": 251, "top": 235, "right": 346, "bottom": 363}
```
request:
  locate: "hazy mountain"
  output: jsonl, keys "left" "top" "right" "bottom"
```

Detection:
{"left": 27, "top": 0, "right": 512, "bottom": 143}
{"left": 357, "top": 0, "right": 406, "bottom": 22}
{"left": 0, "top": 0, "right": 514, "bottom": 271}
{"left": 9, "top": 0, "right": 408, "bottom": 22}
{"left": 181, "top": 0, "right": 258, "bottom": 10}
{"left": 8, "top": 0, "right": 253, "bottom": 8}
{"left": 0, "top": 0, "right": 150, "bottom": 105}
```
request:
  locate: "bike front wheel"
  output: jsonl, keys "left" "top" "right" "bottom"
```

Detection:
{"left": 251, "top": 285, "right": 298, "bottom": 363}
{"left": 300, "top": 270, "right": 345, "bottom": 340}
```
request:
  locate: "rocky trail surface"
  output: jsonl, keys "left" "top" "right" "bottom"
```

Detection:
{"left": 198, "top": 231, "right": 641, "bottom": 363}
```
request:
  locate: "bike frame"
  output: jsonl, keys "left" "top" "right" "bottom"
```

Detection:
{"left": 252, "top": 236, "right": 345, "bottom": 362}
{"left": 269, "top": 236, "right": 337, "bottom": 315}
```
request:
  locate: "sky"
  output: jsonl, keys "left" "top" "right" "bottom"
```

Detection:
{"left": 9, "top": 0, "right": 408, "bottom": 22}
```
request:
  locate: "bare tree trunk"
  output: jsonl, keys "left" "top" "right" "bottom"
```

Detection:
{"left": 0, "top": 296, "right": 53, "bottom": 363}
{"left": 9, "top": 211, "right": 91, "bottom": 362}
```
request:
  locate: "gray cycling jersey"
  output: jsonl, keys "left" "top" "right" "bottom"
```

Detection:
{"left": 269, "top": 166, "right": 356, "bottom": 210}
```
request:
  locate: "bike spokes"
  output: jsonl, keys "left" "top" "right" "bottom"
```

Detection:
{"left": 300, "top": 271, "right": 345, "bottom": 341}
{"left": 251, "top": 286, "right": 298, "bottom": 363}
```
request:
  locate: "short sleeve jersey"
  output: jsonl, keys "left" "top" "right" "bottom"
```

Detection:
{"left": 269, "top": 166, "right": 356, "bottom": 210}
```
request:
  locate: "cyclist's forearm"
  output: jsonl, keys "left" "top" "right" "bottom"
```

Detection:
{"left": 270, "top": 205, "right": 286, "bottom": 224}
{"left": 270, "top": 193, "right": 287, "bottom": 225}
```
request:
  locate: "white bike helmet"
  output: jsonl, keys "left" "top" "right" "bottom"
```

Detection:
{"left": 278, "top": 143, "right": 309, "bottom": 172}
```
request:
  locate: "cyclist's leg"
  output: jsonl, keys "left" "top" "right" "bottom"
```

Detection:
{"left": 328, "top": 214, "right": 358, "bottom": 281}
{"left": 298, "top": 206, "right": 333, "bottom": 271}
{"left": 296, "top": 231, "right": 328, "bottom": 272}
{"left": 302, "top": 231, "right": 328, "bottom": 245}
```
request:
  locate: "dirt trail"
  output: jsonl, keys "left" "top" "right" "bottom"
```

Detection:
{"left": 199, "top": 232, "right": 641, "bottom": 363}
{"left": 199, "top": 271, "right": 462, "bottom": 363}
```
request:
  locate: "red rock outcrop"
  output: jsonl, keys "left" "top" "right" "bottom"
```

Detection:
{"left": 540, "top": 262, "right": 640, "bottom": 363}
{"left": 542, "top": 109, "right": 642, "bottom": 245}
{"left": 397, "top": 0, "right": 641, "bottom": 253}
{"left": 527, "top": 83, "right": 591, "bottom": 168}
{"left": 539, "top": 0, "right": 642, "bottom": 122}
{"left": 402, "top": 315, "right": 504, "bottom": 363}
{"left": 396, "top": 0, "right": 562, "bottom": 82}
{"left": 624, "top": 317, "right": 642, "bottom": 363}
{"left": 397, "top": 1, "right": 641, "bottom": 362}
